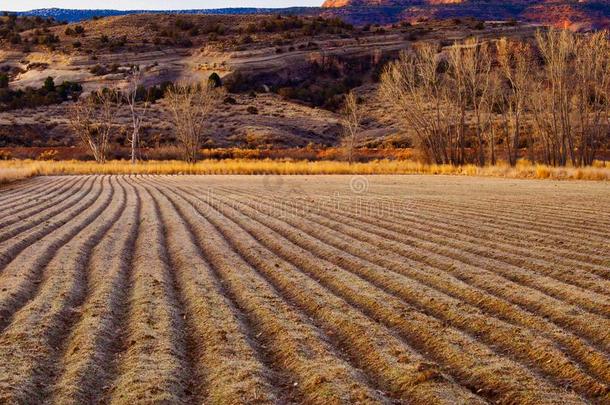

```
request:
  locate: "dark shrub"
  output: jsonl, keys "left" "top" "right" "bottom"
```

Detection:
{"left": 208, "top": 72, "right": 222, "bottom": 88}
{"left": 43, "top": 76, "right": 55, "bottom": 92}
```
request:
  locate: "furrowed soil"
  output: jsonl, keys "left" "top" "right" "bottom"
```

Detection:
{"left": 0, "top": 174, "right": 609, "bottom": 404}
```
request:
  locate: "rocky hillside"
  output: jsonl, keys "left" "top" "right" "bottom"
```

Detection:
{"left": 320, "top": 0, "right": 610, "bottom": 29}
{"left": 14, "top": 1, "right": 610, "bottom": 30}
{"left": 0, "top": 13, "right": 535, "bottom": 150}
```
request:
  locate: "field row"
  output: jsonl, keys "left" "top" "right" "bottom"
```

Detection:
{"left": 0, "top": 175, "right": 609, "bottom": 404}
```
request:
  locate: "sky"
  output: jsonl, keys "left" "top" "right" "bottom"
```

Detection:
{"left": 8, "top": 0, "right": 322, "bottom": 11}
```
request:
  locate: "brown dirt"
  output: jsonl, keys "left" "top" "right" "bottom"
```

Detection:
{"left": 0, "top": 175, "right": 609, "bottom": 404}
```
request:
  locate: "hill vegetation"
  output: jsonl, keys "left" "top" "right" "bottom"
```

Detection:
{"left": 10, "top": 1, "right": 610, "bottom": 30}
{"left": 0, "top": 12, "right": 607, "bottom": 170}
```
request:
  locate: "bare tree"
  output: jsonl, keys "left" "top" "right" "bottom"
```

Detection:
{"left": 126, "top": 66, "right": 149, "bottom": 164}
{"left": 165, "top": 82, "right": 220, "bottom": 163}
{"left": 573, "top": 31, "right": 610, "bottom": 166}
{"left": 449, "top": 37, "right": 494, "bottom": 166}
{"left": 496, "top": 37, "right": 533, "bottom": 165}
{"left": 535, "top": 28, "right": 577, "bottom": 166}
{"left": 69, "top": 89, "right": 120, "bottom": 163}
{"left": 532, "top": 29, "right": 610, "bottom": 166}
{"left": 377, "top": 29, "right": 609, "bottom": 167}
{"left": 341, "top": 91, "right": 362, "bottom": 164}
{"left": 379, "top": 43, "right": 459, "bottom": 164}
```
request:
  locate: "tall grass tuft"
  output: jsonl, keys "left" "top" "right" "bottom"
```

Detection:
{"left": 0, "top": 166, "right": 40, "bottom": 185}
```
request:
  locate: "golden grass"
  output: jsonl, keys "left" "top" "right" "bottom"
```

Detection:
{"left": 0, "top": 159, "right": 608, "bottom": 180}
{"left": 0, "top": 166, "right": 40, "bottom": 185}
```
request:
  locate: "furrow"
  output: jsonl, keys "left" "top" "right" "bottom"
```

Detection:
{"left": 242, "top": 185, "right": 610, "bottom": 320}
{"left": 435, "top": 197, "right": 610, "bottom": 235}
{"left": 50, "top": 176, "right": 140, "bottom": 405}
{"left": 0, "top": 176, "right": 108, "bottom": 332}
{"left": 363, "top": 189, "right": 610, "bottom": 229}
{"left": 141, "top": 181, "right": 278, "bottom": 404}
{"left": 249, "top": 187, "right": 610, "bottom": 352}
{"left": 0, "top": 175, "right": 42, "bottom": 194}
{"left": 344, "top": 185, "right": 605, "bottom": 264}
{"left": 105, "top": 179, "right": 191, "bottom": 404}
{"left": 145, "top": 179, "right": 391, "bottom": 405}
{"left": 0, "top": 176, "right": 122, "bottom": 403}
{"left": 0, "top": 177, "right": 86, "bottom": 232}
{"left": 352, "top": 185, "right": 609, "bottom": 260}
{"left": 0, "top": 176, "right": 81, "bottom": 211}
{"left": 0, "top": 176, "right": 57, "bottom": 206}
{"left": 309, "top": 191, "right": 610, "bottom": 283}
{"left": 0, "top": 176, "right": 96, "bottom": 251}
{"left": 221, "top": 188, "right": 610, "bottom": 379}
{"left": 0, "top": 176, "right": 73, "bottom": 215}
{"left": 147, "top": 178, "right": 485, "bottom": 404}
{"left": 455, "top": 195, "right": 610, "bottom": 225}
{"left": 214, "top": 187, "right": 610, "bottom": 400}
{"left": 170, "top": 181, "right": 586, "bottom": 405}
{"left": 391, "top": 194, "right": 610, "bottom": 244}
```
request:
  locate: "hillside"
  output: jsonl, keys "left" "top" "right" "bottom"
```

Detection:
{"left": 321, "top": 0, "right": 610, "bottom": 29}
{"left": 1, "top": 13, "right": 535, "bottom": 151}
{"left": 15, "top": 7, "right": 320, "bottom": 23}
{"left": 13, "top": 1, "right": 610, "bottom": 29}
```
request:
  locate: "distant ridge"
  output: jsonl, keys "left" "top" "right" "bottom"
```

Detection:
{"left": 13, "top": 7, "right": 319, "bottom": 23}
{"left": 10, "top": 2, "right": 610, "bottom": 29}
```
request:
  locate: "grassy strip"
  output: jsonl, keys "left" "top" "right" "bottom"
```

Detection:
{"left": 0, "top": 166, "right": 40, "bottom": 184}
{"left": 0, "top": 159, "right": 609, "bottom": 180}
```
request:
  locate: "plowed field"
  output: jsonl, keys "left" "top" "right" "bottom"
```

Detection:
{"left": 0, "top": 175, "right": 609, "bottom": 404}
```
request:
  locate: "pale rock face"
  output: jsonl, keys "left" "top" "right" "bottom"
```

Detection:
{"left": 322, "top": 0, "right": 352, "bottom": 6}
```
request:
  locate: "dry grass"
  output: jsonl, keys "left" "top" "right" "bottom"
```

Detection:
{"left": 0, "top": 159, "right": 608, "bottom": 180}
{"left": 0, "top": 166, "right": 39, "bottom": 185}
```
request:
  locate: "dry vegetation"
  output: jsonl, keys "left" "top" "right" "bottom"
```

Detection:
{"left": 379, "top": 29, "right": 610, "bottom": 168}
{"left": 42, "top": 27, "right": 606, "bottom": 170}
{"left": 0, "top": 174, "right": 608, "bottom": 403}
{"left": 0, "top": 166, "right": 38, "bottom": 184}
{"left": 0, "top": 159, "right": 608, "bottom": 180}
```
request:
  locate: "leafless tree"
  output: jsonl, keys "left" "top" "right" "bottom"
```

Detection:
{"left": 126, "top": 66, "right": 149, "bottom": 164}
{"left": 573, "top": 31, "right": 610, "bottom": 166}
{"left": 380, "top": 43, "right": 459, "bottom": 165}
{"left": 381, "top": 28, "right": 608, "bottom": 168}
{"left": 533, "top": 29, "right": 610, "bottom": 166}
{"left": 165, "top": 82, "right": 220, "bottom": 163}
{"left": 535, "top": 29, "right": 577, "bottom": 166}
{"left": 449, "top": 37, "right": 495, "bottom": 166}
{"left": 341, "top": 91, "right": 362, "bottom": 164}
{"left": 69, "top": 89, "right": 120, "bottom": 163}
{"left": 496, "top": 37, "right": 533, "bottom": 165}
